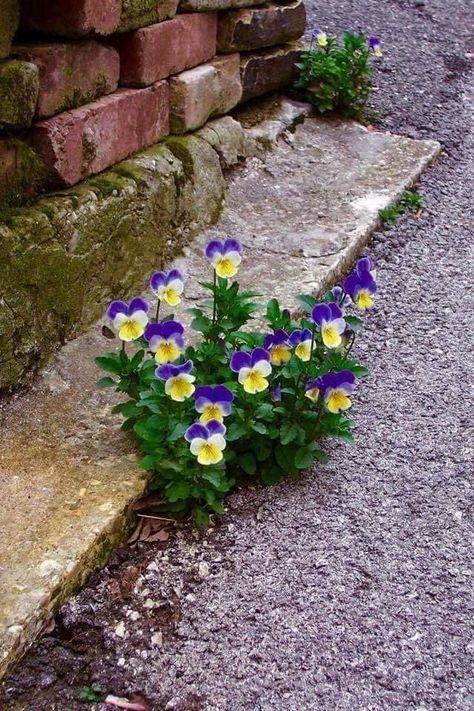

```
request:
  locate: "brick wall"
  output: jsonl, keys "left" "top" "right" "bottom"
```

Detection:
{"left": 0, "top": 0, "right": 306, "bottom": 195}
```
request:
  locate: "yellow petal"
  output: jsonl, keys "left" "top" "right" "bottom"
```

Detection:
{"left": 355, "top": 290, "right": 374, "bottom": 310}
{"left": 243, "top": 371, "right": 268, "bottom": 394}
{"left": 162, "top": 287, "right": 181, "bottom": 306}
{"left": 155, "top": 341, "right": 181, "bottom": 364}
{"left": 322, "top": 325, "right": 342, "bottom": 349}
{"left": 197, "top": 442, "right": 224, "bottom": 465}
{"left": 326, "top": 389, "right": 351, "bottom": 413}
{"left": 118, "top": 319, "right": 144, "bottom": 342}
{"left": 295, "top": 342, "right": 311, "bottom": 362}
{"left": 215, "top": 257, "right": 238, "bottom": 279}
{"left": 270, "top": 345, "right": 291, "bottom": 366}
{"left": 199, "top": 404, "right": 224, "bottom": 424}
{"left": 168, "top": 376, "right": 195, "bottom": 401}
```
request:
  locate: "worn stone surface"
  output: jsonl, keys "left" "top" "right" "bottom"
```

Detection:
{"left": 240, "top": 43, "right": 302, "bottom": 103}
{"left": 12, "top": 41, "right": 120, "bottom": 118}
{"left": 170, "top": 54, "right": 242, "bottom": 134}
{"left": 217, "top": 0, "right": 306, "bottom": 53}
{"left": 0, "top": 59, "right": 39, "bottom": 128}
{"left": 29, "top": 81, "right": 169, "bottom": 186}
{"left": 179, "top": 0, "right": 261, "bottom": 11}
{"left": 0, "top": 0, "right": 19, "bottom": 58}
{"left": 113, "top": 13, "right": 217, "bottom": 86}
{"left": 19, "top": 0, "right": 178, "bottom": 37}
{"left": 0, "top": 114, "right": 439, "bottom": 679}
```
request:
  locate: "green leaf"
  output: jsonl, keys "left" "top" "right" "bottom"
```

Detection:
{"left": 202, "top": 469, "right": 231, "bottom": 492}
{"left": 239, "top": 452, "right": 257, "bottom": 476}
{"left": 95, "top": 354, "right": 123, "bottom": 375}
{"left": 296, "top": 294, "right": 317, "bottom": 312}
{"left": 139, "top": 454, "right": 158, "bottom": 470}
{"left": 344, "top": 315, "right": 363, "bottom": 332}
{"left": 275, "top": 444, "right": 296, "bottom": 473}
{"left": 166, "top": 481, "right": 191, "bottom": 502}
{"left": 294, "top": 446, "right": 314, "bottom": 470}
{"left": 168, "top": 422, "right": 188, "bottom": 442}
{"left": 280, "top": 422, "right": 300, "bottom": 445}
{"left": 193, "top": 506, "right": 209, "bottom": 528}
{"left": 226, "top": 422, "right": 248, "bottom": 441}
{"left": 96, "top": 376, "right": 116, "bottom": 388}
{"left": 260, "top": 465, "right": 283, "bottom": 485}
{"left": 266, "top": 298, "right": 280, "bottom": 324}
{"left": 251, "top": 421, "right": 268, "bottom": 435}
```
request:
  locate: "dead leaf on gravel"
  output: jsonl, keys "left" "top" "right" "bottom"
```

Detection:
{"left": 105, "top": 694, "right": 151, "bottom": 710}
{"left": 127, "top": 516, "right": 170, "bottom": 544}
{"left": 132, "top": 493, "right": 165, "bottom": 511}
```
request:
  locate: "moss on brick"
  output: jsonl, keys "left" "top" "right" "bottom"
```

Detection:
{"left": 117, "top": 0, "right": 178, "bottom": 31}
{"left": 57, "top": 73, "right": 111, "bottom": 114}
{"left": 0, "top": 60, "right": 39, "bottom": 128}
{"left": 0, "top": 0, "right": 19, "bottom": 59}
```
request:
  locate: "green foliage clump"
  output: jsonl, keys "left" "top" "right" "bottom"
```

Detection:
{"left": 379, "top": 190, "right": 424, "bottom": 226}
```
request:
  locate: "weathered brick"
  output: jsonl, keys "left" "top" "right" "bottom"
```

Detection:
{"left": 179, "top": 0, "right": 260, "bottom": 10}
{"left": 240, "top": 44, "right": 302, "bottom": 103}
{"left": 0, "top": 0, "right": 19, "bottom": 58}
{"left": 29, "top": 82, "right": 170, "bottom": 186}
{"left": 12, "top": 41, "right": 120, "bottom": 118}
{"left": 217, "top": 1, "right": 306, "bottom": 53}
{"left": 170, "top": 55, "right": 242, "bottom": 134}
{"left": 19, "top": 0, "right": 178, "bottom": 37}
{"left": 113, "top": 13, "right": 217, "bottom": 87}
{"left": 0, "top": 137, "right": 49, "bottom": 200}
{"left": 0, "top": 60, "right": 39, "bottom": 128}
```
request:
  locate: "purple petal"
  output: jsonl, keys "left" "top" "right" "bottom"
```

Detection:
{"left": 223, "top": 238, "right": 242, "bottom": 254}
{"left": 359, "top": 270, "right": 377, "bottom": 293}
{"left": 230, "top": 351, "right": 251, "bottom": 372}
{"left": 342, "top": 274, "right": 360, "bottom": 299}
{"left": 206, "top": 420, "right": 226, "bottom": 436}
{"left": 107, "top": 300, "right": 128, "bottom": 320}
{"left": 129, "top": 297, "right": 150, "bottom": 315}
{"left": 194, "top": 385, "right": 214, "bottom": 402}
{"left": 264, "top": 333, "right": 275, "bottom": 349}
{"left": 150, "top": 271, "right": 166, "bottom": 290}
{"left": 144, "top": 323, "right": 161, "bottom": 343}
{"left": 212, "top": 385, "right": 234, "bottom": 402}
{"left": 251, "top": 347, "right": 271, "bottom": 366}
{"left": 155, "top": 364, "right": 176, "bottom": 381}
{"left": 165, "top": 269, "right": 184, "bottom": 285}
{"left": 159, "top": 320, "right": 184, "bottom": 339}
{"left": 327, "top": 302, "right": 343, "bottom": 320}
{"left": 178, "top": 359, "right": 193, "bottom": 375}
{"left": 356, "top": 256, "right": 373, "bottom": 275}
{"left": 205, "top": 240, "right": 224, "bottom": 260}
{"left": 185, "top": 423, "right": 208, "bottom": 443}
{"left": 311, "top": 303, "right": 331, "bottom": 325}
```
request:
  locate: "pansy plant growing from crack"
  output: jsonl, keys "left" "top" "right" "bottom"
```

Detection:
{"left": 97, "top": 244, "right": 376, "bottom": 526}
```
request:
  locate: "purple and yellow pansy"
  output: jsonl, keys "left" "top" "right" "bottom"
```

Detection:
{"left": 150, "top": 269, "right": 184, "bottom": 306}
{"left": 264, "top": 329, "right": 292, "bottom": 366}
{"left": 205, "top": 238, "right": 242, "bottom": 279}
{"left": 230, "top": 347, "right": 272, "bottom": 394}
{"left": 290, "top": 328, "right": 313, "bottom": 362}
{"left": 319, "top": 370, "right": 356, "bottom": 413}
{"left": 368, "top": 36, "right": 383, "bottom": 57}
{"left": 185, "top": 420, "right": 227, "bottom": 466}
{"left": 145, "top": 320, "right": 185, "bottom": 364}
{"left": 312, "top": 28, "right": 328, "bottom": 47}
{"left": 194, "top": 385, "right": 234, "bottom": 424}
{"left": 155, "top": 359, "right": 195, "bottom": 401}
{"left": 305, "top": 377, "right": 323, "bottom": 402}
{"left": 107, "top": 297, "right": 150, "bottom": 342}
{"left": 312, "top": 302, "right": 346, "bottom": 349}
{"left": 343, "top": 257, "right": 377, "bottom": 311}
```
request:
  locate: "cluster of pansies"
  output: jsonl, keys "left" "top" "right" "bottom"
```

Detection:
{"left": 98, "top": 237, "right": 377, "bottom": 521}
{"left": 311, "top": 27, "right": 383, "bottom": 56}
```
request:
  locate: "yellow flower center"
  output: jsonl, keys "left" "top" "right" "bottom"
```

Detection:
{"left": 162, "top": 287, "right": 181, "bottom": 306}
{"left": 155, "top": 341, "right": 180, "bottom": 364}
{"left": 197, "top": 442, "right": 224, "bottom": 466}
{"left": 118, "top": 318, "right": 144, "bottom": 342}
{"left": 168, "top": 376, "right": 195, "bottom": 401}
{"left": 215, "top": 256, "right": 237, "bottom": 278}
{"left": 295, "top": 342, "right": 311, "bottom": 362}
{"left": 322, "top": 324, "right": 342, "bottom": 349}
{"left": 243, "top": 370, "right": 268, "bottom": 394}
{"left": 326, "top": 389, "right": 351, "bottom": 414}
{"left": 355, "top": 290, "right": 374, "bottom": 310}
{"left": 200, "top": 404, "right": 224, "bottom": 423}
{"left": 271, "top": 345, "right": 291, "bottom": 366}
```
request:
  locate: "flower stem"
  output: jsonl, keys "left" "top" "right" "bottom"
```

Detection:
{"left": 155, "top": 299, "right": 161, "bottom": 323}
{"left": 212, "top": 270, "right": 217, "bottom": 324}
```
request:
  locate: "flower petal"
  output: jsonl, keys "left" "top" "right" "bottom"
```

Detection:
{"left": 230, "top": 351, "right": 252, "bottom": 372}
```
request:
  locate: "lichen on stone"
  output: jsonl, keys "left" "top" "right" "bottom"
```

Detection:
{"left": 0, "top": 60, "right": 39, "bottom": 128}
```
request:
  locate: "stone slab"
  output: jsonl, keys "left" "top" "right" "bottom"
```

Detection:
{"left": 0, "top": 107, "right": 440, "bottom": 677}
{"left": 170, "top": 54, "right": 242, "bottom": 134}
{"left": 217, "top": 0, "right": 306, "bottom": 53}
{"left": 0, "top": 0, "right": 19, "bottom": 58}
{"left": 19, "top": 0, "right": 179, "bottom": 37}
{"left": 179, "top": 0, "right": 261, "bottom": 10}
{"left": 12, "top": 41, "right": 120, "bottom": 118}
{"left": 240, "top": 43, "right": 302, "bottom": 103}
{"left": 29, "top": 81, "right": 170, "bottom": 186}
{"left": 0, "top": 59, "right": 39, "bottom": 128}
{"left": 113, "top": 13, "right": 217, "bottom": 87}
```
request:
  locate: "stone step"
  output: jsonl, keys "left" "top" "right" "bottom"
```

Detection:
{"left": 112, "top": 13, "right": 217, "bottom": 87}
{"left": 240, "top": 42, "right": 303, "bottom": 103}
{"left": 0, "top": 102, "right": 440, "bottom": 678}
{"left": 19, "top": 0, "right": 179, "bottom": 37}
{"left": 217, "top": 0, "right": 306, "bottom": 54}
{"left": 12, "top": 40, "right": 120, "bottom": 118}
{"left": 29, "top": 81, "right": 170, "bottom": 185}
{"left": 170, "top": 54, "right": 242, "bottom": 134}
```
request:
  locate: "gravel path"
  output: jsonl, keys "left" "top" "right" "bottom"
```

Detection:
{"left": 3, "top": 1, "right": 474, "bottom": 709}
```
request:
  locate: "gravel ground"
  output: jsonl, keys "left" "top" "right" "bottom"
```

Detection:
{"left": 2, "top": 0, "right": 474, "bottom": 709}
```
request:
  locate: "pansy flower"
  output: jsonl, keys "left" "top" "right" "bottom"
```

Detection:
{"left": 331, "top": 285, "right": 352, "bottom": 308}
{"left": 145, "top": 320, "right": 185, "bottom": 364}
{"left": 230, "top": 347, "right": 272, "bottom": 394}
{"left": 320, "top": 370, "right": 356, "bottom": 413}
{"left": 311, "top": 302, "right": 346, "bottom": 349}
{"left": 289, "top": 328, "right": 313, "bottom": 362}
{"left": 205, "top": 238, "right": 242, "bottom": 279}
{"left": 107, "top": 297, "right": 150, "bottom": 342}
{"left": 185, "top": 420, "right": 227, "bottom": 466}
{"left": 150, "top": 269, "right": 184, "bottom": 306}
{"left": 368, "top": 36, "right": 383, "bottom": 57}
{"left": 343, "top": 257, "right": 377, "bottom": 311}
{"left": 312, "top": 28, "right": 328, "bottom": 47}
{"left": 264, "top": 329, "right": 292, "bottom": 366}
{"left": 155, "top": 359, "right": 195, "bottom": 401}
{"left": 194, "top": 385, "right": 234, "bottom": 424}
{"left": 305, "top": 377, "right": 323, "bottom": 402}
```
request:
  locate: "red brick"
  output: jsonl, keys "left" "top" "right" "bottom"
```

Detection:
{"left": 112, "top": 14, "right": 217, "bottom": 87}
{"left": 12, "top": 41, "right": 120, "bottom": 118}
{"left": 29, "top": 82, "right": 170, "bottom": 186}
{"left": 19, "top": 0, "right": 121, "bottom": 36}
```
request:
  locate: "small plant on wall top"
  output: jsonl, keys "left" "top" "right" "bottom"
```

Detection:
{"left": 295, "top": 29, "right": 383, "bottom": 119}
{"left": 97, "top": 240, "right": 377, "bottom": 527}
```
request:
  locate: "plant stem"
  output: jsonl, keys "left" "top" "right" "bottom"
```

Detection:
{"left": 212, "top": 270, "right": 217, "bottom": 325}
{"left": 121, "top": 341, "right": 126, "bottom": 353}
{"left": 155, "top": 299, "right": 161, "bottom": 323}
